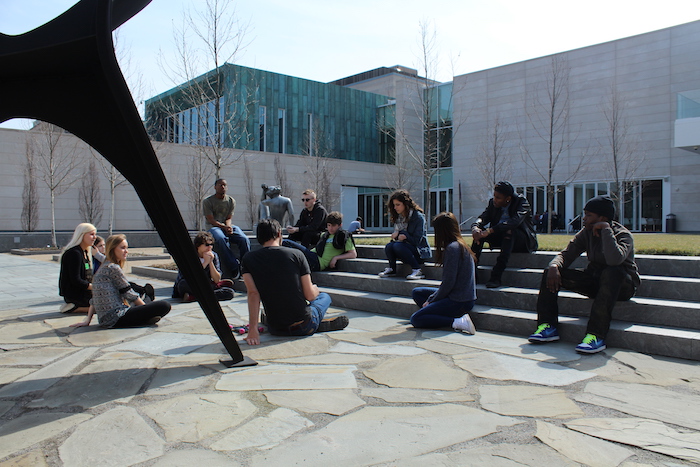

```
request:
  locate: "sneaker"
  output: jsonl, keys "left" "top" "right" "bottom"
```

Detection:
{"left": 575, "top": 334, "right": 606, "bottom": 354}
{"left": 147, "top": 316, "right": 161, "bottom": 325}
{"left": 317, "top": 315, "right": 349, "bottom": 332}
{"left": 406, "top": 269, "right": 425, "bottom": 280}
{"left": 378, "top": 268, "right": 396, "bottom": 277}
{"left": 144, "top": 283, "right": 155, "bottom": 302}
{"left": 453, "top": 314, "right": 476, "bottom": 334}
{"left": 182, "top": 293, "right": 197, "bottom": 303}
{"left": 214, "top": 287, "right": 234, "bottom": 301}
{"left": 217, "top": 279, "right": 235, "bottom": 289}
{"left": 528, "top": 323, "right": 560, "bottom": 343}
{"left": 485, "top": 278, "right": 501, "bottom": 288}
{"left": 59, "top": 302, "right": 77, "bottom": 313}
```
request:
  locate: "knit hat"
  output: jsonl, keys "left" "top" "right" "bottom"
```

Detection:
{"left": 494, "top": 181, "right": 515, "bottom": 197}
{"left": 584, "top": 195, "right": 615, "bottom": 220}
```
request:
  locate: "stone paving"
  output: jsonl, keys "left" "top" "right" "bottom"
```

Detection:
{"left": 1, "top": 252, "right": 700, "bottom": 466}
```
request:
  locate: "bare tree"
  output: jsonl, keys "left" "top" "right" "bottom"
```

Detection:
{"left": 156, "top": 0, "right": 255, "bottom": 179}
{"left": 21, "top": 138, "right": 40, "bottom": 232}
{"left": 181, "top": 154, "right": 214, "bottom": 231}
{"left": 78, "top": 158, "right": 103, "bottom": 226}
{"left": 303, "top": 120, "right": 338, "bottom": 209}
{"left": 601, "top": 84, "right": 643, "bottom": 222}
{"left": 91, "top": 150, "right": 128, "bottom": 236}
{"left": 31, "top": 124, "right": 79, "bottom": 247}
{"left": 273, "top": 155, "right": 293, "bottom": 201}
{"left": 520, "top": 55, "right": 584, "bottom": 233}
{"left": 477, "top": 115, "right": 513, "bottom": 201}
{"left": 243, "top": 157, "right": 257, "bottom": 228}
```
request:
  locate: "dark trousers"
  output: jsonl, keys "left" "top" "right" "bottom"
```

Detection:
{"left": 536, "top": 264, "right": 636, "bottom": 339}
{"left": 471, "top": 228, "right": 528, "bottom": 278}
{"left": 177, "top": 279, "right": 234, "bottom": 301}
{"left": 385, "top": 241, "right": 420, "bottom": 269}
{"left": 114, "top": 301, "right": 172, "bottom": 327}
{"left": 288, "top": 230, "right": 321, "bottom": 248}
{"left": 282, "top": 239, "right": 321, "bottom": 271}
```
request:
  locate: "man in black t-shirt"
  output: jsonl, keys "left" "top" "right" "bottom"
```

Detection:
{"left": 241, "top": 219, "right": 348, "bottom": 345}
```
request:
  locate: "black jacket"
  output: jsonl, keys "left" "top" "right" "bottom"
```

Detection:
{"left": 294, "top": 200, "right": 328, "bottom": 234}
{"left": 471, "top": 195, "right": 538, "bottom": 253}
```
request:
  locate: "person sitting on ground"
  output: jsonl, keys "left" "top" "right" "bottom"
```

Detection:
{"left": 242, "top": 219, "right": 349, "bottom": 346}
{"left": 58, "top": 223, "right": 97, "bottom": 313}
{"left": 71, "top": 234, "right": 171, "bottom": 328}
{"left": 347, "top": 217, "right": 365, "bottom": 234}
{"left": 410, "top": 212, "right": 477, "bottom": 334}
{"left": 471, "top": 181, "right": 538, "bottom": 288}
{"left": 92, "top": 235, "right": 105, "bottom": 273}
{"left": 172, "top": 231, "right": 235, "bottom": 302}
{"left": 378, "top": 189, "right": 431, "bottom": 280}
{"left": 528, "top": 195, "right": 640, "bottom": 354}
{"left": 283, "top": 211, "right": 357, "bottom": 271}
{"left": 203, "top": 178, "right": 251, "bottom": 278}
{"left": 286, "top": 189, "right": 328, "bottom": 248}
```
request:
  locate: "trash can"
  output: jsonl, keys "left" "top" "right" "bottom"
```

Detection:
{"left": 665, "top": 213, "right": 676, "bottom": 233}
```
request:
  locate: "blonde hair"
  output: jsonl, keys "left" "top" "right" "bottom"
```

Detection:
{"left": 104, "top": 234, "right": 128, "bottom": 268}
{"left": 60, "top": 223, "right": 96, "bottom": 261}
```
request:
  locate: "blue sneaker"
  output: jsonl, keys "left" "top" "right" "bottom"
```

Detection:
{"left": 575, "top": 334, "right": 606, "bottom": 354}
{"left": 528, "top": 323, "right": 560, "bottom": 343}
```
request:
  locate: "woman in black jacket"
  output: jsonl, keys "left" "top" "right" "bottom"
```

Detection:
{"left": 58, "top": 223, "right": 97, "bottom": 313}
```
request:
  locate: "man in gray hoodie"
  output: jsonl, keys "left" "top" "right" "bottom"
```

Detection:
{"left": 528, "top": 195, "right": 640, "bottom": 354}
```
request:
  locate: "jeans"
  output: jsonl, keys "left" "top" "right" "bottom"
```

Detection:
{"left": 288, "top": 230, "right": 321, "bottom": 248}
{"left": 114, "top": 300, "right": 172, "bottom": 327}
{"left": 282, "top": 239, "right": 321, "bottom": 271}
{"left": 536, "top": 264, "right": 636, "bottom": 339}
{"left": 268, "top": 292, "right": 332, "bottom": 336}
{"left": 385, "top": 241, "right": 420, "bottom": 270}
{"left": 209, "top": 225, "right": 250, "bottom": 272}
{"left": 410, "top": 287, "right": 475, "bottom": 328}
{"left": 471, "top": 228, "right": 528, "bottom": 279}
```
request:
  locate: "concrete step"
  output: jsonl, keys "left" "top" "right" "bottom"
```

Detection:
{"left": 354, "top": 245, "right": 700, "bottom": 277}
{"left": 320, "top": 285, "right": 700, "bottom": 361}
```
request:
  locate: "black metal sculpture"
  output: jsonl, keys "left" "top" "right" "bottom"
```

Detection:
{"left": 0, "top": 0, "right": 255, "bottom": 367}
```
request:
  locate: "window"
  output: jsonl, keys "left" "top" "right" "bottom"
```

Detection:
{"left": 259, "top": 106, "right": 267, "bottom": 152}
{"left": 307, "top": 113, "right": 314, "bottom": 156}
{"left": 377, "top": 104, "right": 396, "bottom": 164}
{"left": 278, "top": 108, "right": 286, "bottom": 153}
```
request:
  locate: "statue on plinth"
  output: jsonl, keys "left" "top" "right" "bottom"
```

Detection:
{"left": 259, "top": 184, "right": 294, "bottom": 227}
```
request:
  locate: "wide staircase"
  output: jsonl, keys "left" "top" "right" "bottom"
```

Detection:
{"left": 309, "top": 245, "right": 700, "bottom": 361}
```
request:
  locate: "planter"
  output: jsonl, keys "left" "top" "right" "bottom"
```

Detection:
{"left": 11, "top": 248, "right": 62, "bottom": 256}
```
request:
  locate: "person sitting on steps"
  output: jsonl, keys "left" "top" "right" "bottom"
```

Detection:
{"left": 283, "top": 211, "right": 357, "bottom": 272}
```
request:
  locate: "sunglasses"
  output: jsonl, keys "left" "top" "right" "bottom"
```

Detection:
{"left": 205, "top": 243, "right": 214, "bottom": 247}
{"left": 301, "top": 198, "right": 313, "bottom": 202}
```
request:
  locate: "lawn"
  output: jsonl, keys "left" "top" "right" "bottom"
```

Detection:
{"left": 356, "top": 233, "right": 700, "bottom": 256}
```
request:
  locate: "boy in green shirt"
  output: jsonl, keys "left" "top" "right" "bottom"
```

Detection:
{"left": 283, "top": 211, "right": 357, "bottom": 271}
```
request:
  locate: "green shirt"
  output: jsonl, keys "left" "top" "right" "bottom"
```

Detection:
{"left": 202, "top": 194, "right": 236, "bottom": 224}
{"left": 313, "top": 234, "right": 355, "bottom": 270}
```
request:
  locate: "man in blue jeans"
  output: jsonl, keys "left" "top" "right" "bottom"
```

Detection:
{"left": 203, "top": 179, "right": 250, "bottom": 278}
{"left": 241, "top": 219, "right": 348, "bottom": 345}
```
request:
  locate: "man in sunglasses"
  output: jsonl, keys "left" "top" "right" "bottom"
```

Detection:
{"left": 286, "top": 189, "right": 328, "bottom": 247}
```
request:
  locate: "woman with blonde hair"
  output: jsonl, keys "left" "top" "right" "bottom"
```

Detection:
{"left": 71, "top": 234, "right": 170, "bottom": 328}
{"left": 58, "top": 223, "right": 97, "bottom": 313}
{"left": 410, "top": 212, "right": 477, "bottom": 333}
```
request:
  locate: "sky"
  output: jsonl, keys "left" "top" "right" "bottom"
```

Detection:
{"left": 3, "top": 0, "right": 700, "bottom": 129}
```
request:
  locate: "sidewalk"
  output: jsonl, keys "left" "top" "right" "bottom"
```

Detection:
{"left": 0, "top": 252, "right": 699, "bottom": 465}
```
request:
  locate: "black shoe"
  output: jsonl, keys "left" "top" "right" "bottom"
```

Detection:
{"left": 317, "top": 315, "right": 349, "bottom": 332}
{"left": 485, "top": 278, "right": 501, "bottom": 288}
{"left": 144, "top": 283, "right": 155, "bottom": 302}
{"left": 147, "top": 316, "right": 161, "bottom": 325}
{"left": 214, "top": 287, "right": 234, "bottom": 301}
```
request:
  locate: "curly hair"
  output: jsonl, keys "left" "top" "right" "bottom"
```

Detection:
{"left": 387, "top": 189, "right": 423, "bottom": 224}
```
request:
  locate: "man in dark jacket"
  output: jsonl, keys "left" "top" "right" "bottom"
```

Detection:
{"left": 471, "top": 181, "right": 538, "bottom": 288}
{"left": 528, "top": 195, "right": 640, "bottom": 354}
{"left": 286, "top": 189, "right": 328, "bottom": 247}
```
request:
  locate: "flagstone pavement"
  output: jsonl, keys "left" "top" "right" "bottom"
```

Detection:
{"left": 1, "top": 252, "right": 699, "bottom": 466}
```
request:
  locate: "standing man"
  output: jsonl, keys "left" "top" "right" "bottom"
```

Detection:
{"left": 242, "top": 219, "right": 349, "bottom": 345}
{"left": 286, "top": 189, "right": 328, "bottom": 247}
{"left": 471, "top": 181, "right": 538, "bottom": 288}
{"left": 203, "top": 179, "right": 251, "bottom": 278}
{"left": 528, "top": 195, "right": 640, "bottom": 354}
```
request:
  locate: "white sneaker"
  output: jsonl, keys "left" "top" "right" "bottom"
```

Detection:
{"left": 378, "top": 268, "right": 396, "bottom": 277}
{"left": 406, "top": 269, "right": 424, "bottom": 280}
{"left": 59, "top": 302, "right": 77, "bottom": 313}
{"left": 453, "top": 314, "right": 475, "bottom": 334}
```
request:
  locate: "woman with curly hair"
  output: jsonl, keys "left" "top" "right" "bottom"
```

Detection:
{"left": 410, "top": 212, "right": 476, "bottom": 333}
{"left": 378, "top": 189, "right": 431, "bottom": 280}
